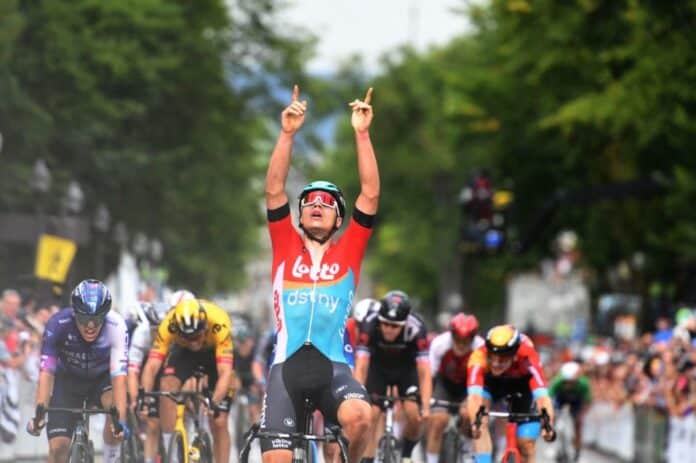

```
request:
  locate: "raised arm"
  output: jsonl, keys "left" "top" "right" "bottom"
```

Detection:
{"left": 266, "top": 84, "right": 307, "bottom": 210}
{"left": 350, "top": 88, "right": 379, "bottom": 215}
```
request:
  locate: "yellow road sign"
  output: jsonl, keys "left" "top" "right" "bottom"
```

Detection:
{"left": 34, "top": 234, "right": 77, "bottom": 283}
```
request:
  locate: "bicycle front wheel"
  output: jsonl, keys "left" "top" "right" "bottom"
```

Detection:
{"left": 502, "top": 452, "right": 520, "bottom": 463}
{"left": 555, "top": 429, "right": 571, "bottom": 463}
{"left": 439, "top": 428, "right": 459, "bottom": 463}
{"left": 68, "top": 441, "right": 88, "bottom": 463}
{"left": 193, "top": 431, "right": 214, "bottom": 463}
{"left": 121, "top": 429, "right": 141, "bottom": 462}
{"left": 234, "top": 399, "right": 251, "bottom": 454}
{"left": 377, "top": 434, "right": 399, "bottom": 463}
{"left": 166, "top": 431, "right": 186, "bottom": 463}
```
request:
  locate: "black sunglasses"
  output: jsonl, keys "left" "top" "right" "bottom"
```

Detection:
{"left": 74, "top": 312, "right": 106, "bottom": 327}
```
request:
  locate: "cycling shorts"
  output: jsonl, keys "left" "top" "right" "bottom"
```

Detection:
{"left": 47, "top": 370, "right": 112, "bottom": 440}
{"left": 431, "top": 375, "right": 467, "bottom": 413}
{"left": 260, "top": 344, "right": 368, "bottom": 453}
{"left": 162, "top": 345, "right": 232, "bottom": 412}
{"left": 483, "top": 374, "right": 537, "bottom": 423}
{"left": 553, "top": 396, "right": 584, "bottom": 417}
{"left": 365, "top": 363, "right": 419, "bottom": 409}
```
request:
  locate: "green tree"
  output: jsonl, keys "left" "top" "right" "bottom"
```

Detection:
{"left": 1, "top": 0, "right": 312, "bottom": 292}
{"left": 312, "top": 0, "right": 696, "bottom": 317}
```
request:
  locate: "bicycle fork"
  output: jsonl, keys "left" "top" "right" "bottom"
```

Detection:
{"left": 501, "top": 422, "right": 521, "bottom": 463}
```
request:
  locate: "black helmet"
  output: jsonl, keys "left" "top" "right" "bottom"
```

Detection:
{"left": 378, "top": 290, "right": 411, "bottom": 325}
{"left": 140, "top": 301, "right": 169, "bottom": 326}
{"left": 71, "top": 279, "right": 112, "bottom": 325}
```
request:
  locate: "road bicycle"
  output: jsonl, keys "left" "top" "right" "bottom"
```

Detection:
{"left": 429, "top": 398, "right": 475, "bottom": 463}
{"left": 552, "top": 404, "right": 574, "bottom": 463}
{"left": 140, "top": 388, "right": 213, "bottom": 463}
{"left": 120, "top": 407, "right": 144, "bottom": 462}
{"left": 371, "top": 388, "right": 420, "bottom": 463}
{"left": 239, "top": 397, "right": 348, "bottom": 463}
{"left": 31, "top": 401, "right": 123, "bottom": 463}
{"left": 139, "top": 367, "right": 215, "bottom": 463}
{"left": 473, "top": 394, "right": 555, "bottom": 463}
{"left": 232, "top": 387, "right": 254, "bottom": 456}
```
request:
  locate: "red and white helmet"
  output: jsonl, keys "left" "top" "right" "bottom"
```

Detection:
{"left": 449, "top": 313, "right": 479, "bottom": 339}
{"left": 168, "top": 289, "right": 195, "bottom": 309}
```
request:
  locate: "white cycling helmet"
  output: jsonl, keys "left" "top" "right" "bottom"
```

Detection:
{"left": 168, "top": 289, "right": 195, "bottom": 308}
{"left": 352, "top": 298, "right": 380, "bottom": 323}
{"left": 560, "top": 361, "right": 581, "bottom": 381}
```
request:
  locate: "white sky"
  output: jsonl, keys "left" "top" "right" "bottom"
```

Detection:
{"left": 283, "top": 0, "right": 472, "bottom": 74}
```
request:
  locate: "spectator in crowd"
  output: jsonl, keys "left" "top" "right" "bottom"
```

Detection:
{"left": 24, "top": 300, "right": 57, "bottom": 336}
{"left": 1, "top": 289, "right": 32, "bottom": 370}
{"left": 653, "top": 316, "right": 674, "bottom": 344}
{"left": 1, "top": 289, "right": 23, "bottom": 330}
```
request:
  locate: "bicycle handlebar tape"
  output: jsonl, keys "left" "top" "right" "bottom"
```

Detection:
{"left": 28, "top": 404, "right": 47, "bottom": 436}
{"left": 540, "top": 409, "right": 556, "bottom": 442}
{"left": 474, "top": 405, "right": 486, "bottom": 428}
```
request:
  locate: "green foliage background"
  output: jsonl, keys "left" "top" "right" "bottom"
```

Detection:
{"left": 1, "top": 0, "right": 311, "bottom": 292}
{"left": 314, "top": 0, "right": 696, "bottom": 319}
{"left": 2, "top": 0, "right": 695, "bottom": 315}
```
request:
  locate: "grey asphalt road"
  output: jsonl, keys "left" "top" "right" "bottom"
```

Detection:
{"left": 16, "top": 441, "right": 621, "bottom": 462}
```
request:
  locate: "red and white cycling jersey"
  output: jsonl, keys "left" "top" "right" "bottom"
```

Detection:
{"left": 429, "top": 331, "right": 484, "bottom": 384}
{"left": 467, "top": 333, "right": 548, "bottom": 398}
{"left": 268, "top": 205, "right": 372, "bottom": 365}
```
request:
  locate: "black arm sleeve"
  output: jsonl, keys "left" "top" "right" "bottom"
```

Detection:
{"left": 353, "top": 207, "right": 376, "bottom": 228}
{"left": 267, "top": 203, "right": 290, "bottom": 222}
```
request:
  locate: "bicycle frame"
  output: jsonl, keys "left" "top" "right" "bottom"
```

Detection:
{"left": 553, "top": 404, "right": 574, "bottom": 463}
{"left": 33, "top": 401, "right": 122, "bottom": 462}
{"left": 474, "top": 407, "right": 555, "bottom": 463}
{"left": 371, "top": 390, "right": 419, "bottom": 463}
{"left": 471, "top": 393, "right": 555, "bottom": 463}
{"left": 430, "top": 398, "right": 471, "bottom": 463}
{"left": 141, "top": 389, "right": 210, "bottom": 463}
{"left": 239, "top": 398, "right": 349, "bottom": 463}
{"left": 140, "top": 366, "right": 213, "bottom": 463}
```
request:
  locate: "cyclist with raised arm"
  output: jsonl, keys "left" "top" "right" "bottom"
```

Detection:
{"left": 127, "top": 301, "right": 172, "bottom": 463}
{"left": 26, "top": 279, "right": 129, "bottom": 463}
{"left": 426, "top": 313, "right": 483, "bottom": 463}
{"left": 466, "top": 325, "right": 555, "bottom": 463}
{"left": 355, "top": 290, "right": 432, "bottom": 463}
{"left": 548, "top": 361, "right": 591, "bottom": 462}
{"left": 262, "top": 84, "right": 378, "bottom": 463}
{"left": 140, "top": 298, "right": 235, "bottom": 463}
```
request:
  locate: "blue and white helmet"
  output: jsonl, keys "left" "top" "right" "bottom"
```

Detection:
{"left": 71, "top": 279, "right": 112, "bottom": 319}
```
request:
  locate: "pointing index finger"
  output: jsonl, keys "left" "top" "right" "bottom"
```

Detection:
{"left": 364, "top": 87, "right": 373, "bottom": 105}
{"left": 292, "top": 84, "right": 299, "bottom": 102}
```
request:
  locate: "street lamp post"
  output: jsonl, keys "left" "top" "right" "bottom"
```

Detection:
{"left": 93, "top": 204, "right": 111, "bottom": 278}
{"left": 31, "top": 159, "right": 52, "bottom": 236}
{"left": 62, "top": 180, "right": 84, "bottom": 289}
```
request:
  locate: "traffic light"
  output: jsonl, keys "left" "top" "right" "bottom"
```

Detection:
{"left": 459, "top": 172, "right": 514, "bottom": 255}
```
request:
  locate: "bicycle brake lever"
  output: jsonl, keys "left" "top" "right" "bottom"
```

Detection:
{"left": 474, "top": 405, "right": 486, "bottom": 429}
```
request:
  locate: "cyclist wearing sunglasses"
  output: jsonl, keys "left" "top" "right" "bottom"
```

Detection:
{"left": 355, "top": 290, "right": 431, "bottom": 463}
{"left": 263, "top": 84, "right": 378, "bottom": 463}
{"left": 426, "top": 313, "right": 484, "bottom": 463}
{"left": 466, "top": 325, "right": 555, "bottom": 463}
{"left": 27, "top": 279, "right": 130, "bottom": 463}
{"left": 141, "top": 297, "right": 235, "bottom": 463}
